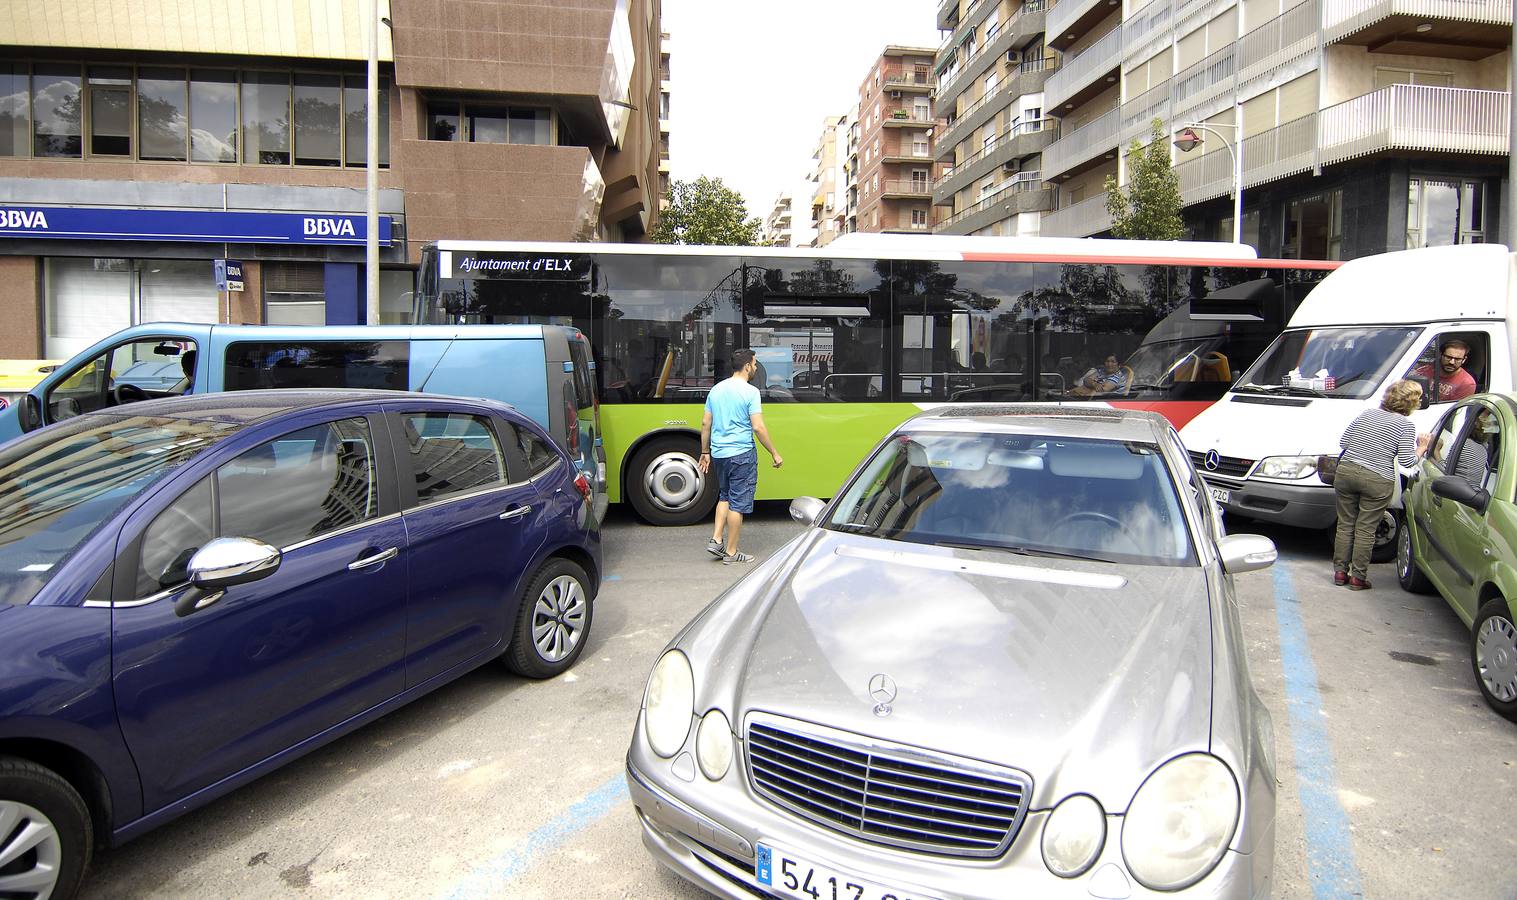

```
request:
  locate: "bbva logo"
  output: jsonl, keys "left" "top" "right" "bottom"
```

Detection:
{"left": 303, "top": 217, "right": 357, "bottom": 237}
{"left": 0, "top": 209, "right": 50, "bottom": 229}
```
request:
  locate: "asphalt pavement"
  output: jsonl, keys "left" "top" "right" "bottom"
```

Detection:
{"left": 80, "top": 504, "right": 1517, "bottom": 899}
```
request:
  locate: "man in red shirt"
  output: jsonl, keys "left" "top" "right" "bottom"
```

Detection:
{"left": 1412, "top": 338, "right": 1476, "bottom": 402}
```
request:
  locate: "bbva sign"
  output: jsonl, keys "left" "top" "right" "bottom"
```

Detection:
{"left": 303, "top": 217, "right": 358, "bottom": 237}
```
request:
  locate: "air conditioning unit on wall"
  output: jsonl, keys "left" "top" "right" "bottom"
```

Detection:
{"left": 1003, "top": 159, "right": 1021, "bottom": 173}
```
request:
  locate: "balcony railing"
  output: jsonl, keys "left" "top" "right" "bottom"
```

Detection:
{"left": 885, "top": 110, "right": 935, "bottom": 124}
{"left": 1122, "top": 1, "right": 1172, "bottom": 64}
{"left": 885, "top": 73, "right": 934, "bottom": 89}
{"left": 1044, "top": 23, "right": 1122, "bottom": 111}
{"left": 1238, "top": 0, "right": 1319, "bottom": 84}
{"left": 940, "top": 176, "right": 1052, "bottom": 230}
{"left": 1320, "top": 84, "right": 1509, "bottom": 162}
{"left": 1172, "top": 42, "right": 1235, "bottom": 118}
{"left": 938, "top": 0, "right": 1046, "bottom": 105}
{"left": 1042, "top": 106, "right": 1120, "bottom": 177}
{"left": 883, "top": 145, "right": 936, "bottom": 161}
{"left": 1322, "top": 0, "right": 1511, "bottom": 41}
{"left": 1172, "top": 85, "right": 1509, "bottom": 204}
{"left": 1039, "top": 194, "right": 1114, "bottom": 237}
{"left": 882, "top": 180, "right": 934, "bottom": 197}
{"left": 1120, "top": 78, "right": 1171, "bottom": 142}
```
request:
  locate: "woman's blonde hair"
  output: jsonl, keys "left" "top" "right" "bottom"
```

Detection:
{"left": 1382, "top": 379, "right": 1423, "bottom": 415}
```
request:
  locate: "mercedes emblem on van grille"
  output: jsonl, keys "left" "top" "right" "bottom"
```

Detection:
{"left": 868, "top": 673, "right": 897, "bottom": 717}
{"left": 1204, "top": 449, "right": 1221, "bottom": 471}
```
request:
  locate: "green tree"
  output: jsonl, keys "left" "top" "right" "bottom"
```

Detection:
{"left": 1104, "top": 119, "right": 1184, "bottom": 241}
{"left": 651, "top": 176, "right": 765, "bottom": 245}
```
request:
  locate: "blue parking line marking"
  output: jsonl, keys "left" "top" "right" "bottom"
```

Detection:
{"left": 603, "top": 574, "right": 622, "bottom": 581}
{"left": 1271, "top": 560, "right": 1364, "bottom": 899}
{"left": 440, "top": 775, "right": 627, "bottom": 899}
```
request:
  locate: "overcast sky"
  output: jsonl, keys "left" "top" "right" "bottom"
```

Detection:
{"left": 661, "top": 0, "right": 940, "bottom": 222}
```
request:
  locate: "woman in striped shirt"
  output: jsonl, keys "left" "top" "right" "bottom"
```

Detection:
{"left": 1333, "top": 379, "right": 1430, "bottom": 589}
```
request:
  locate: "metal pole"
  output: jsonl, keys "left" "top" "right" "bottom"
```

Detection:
{"left": 1232, "top": 104, "right": 1243, "bottom": 245}
{"left": 1509, "top": 0, "right": 1516, "bottom": 244}
{"left": 365, "top": 0, "right": 380, "bottom": 324}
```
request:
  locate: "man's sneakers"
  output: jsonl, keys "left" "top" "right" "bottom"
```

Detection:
{"left": 706, "top": 537, "right": 754, "bottom": 565}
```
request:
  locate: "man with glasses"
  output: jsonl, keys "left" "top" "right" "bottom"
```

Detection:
{"left": 1412, "top": 338, "right": 1476, "bottom": 402}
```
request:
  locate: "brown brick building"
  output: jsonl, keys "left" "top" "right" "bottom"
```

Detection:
{"left": 850, "top": 46, "right": 939, "bottom": 235}
{"left": 0, "top": 0, "right": 662, "bottom": 358}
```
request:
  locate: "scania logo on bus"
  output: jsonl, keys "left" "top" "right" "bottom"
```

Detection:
{"left": 0, "top": 209, "right": 49, "bottom": 230}
{"left": 1204, "top": 449, "right": 1221, "bottom": 471}
{"left": 303, "top": 217, "right": 357, "bottom": 237}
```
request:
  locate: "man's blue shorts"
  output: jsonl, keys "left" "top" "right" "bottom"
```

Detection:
{"left": 713, "top": 449, "right": 758, "bottom": 515}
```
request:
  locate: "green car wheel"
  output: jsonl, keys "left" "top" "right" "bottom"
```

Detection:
{"left": 1472, "top": 598, "right": 1517, "bottom": 723}
{"left": 1396, "top": 518, "right": 1434, "bottom": 595}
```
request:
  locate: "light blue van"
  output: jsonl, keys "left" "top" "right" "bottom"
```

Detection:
{"left": 0, "top": 323, "right": 606, "bottom": 519}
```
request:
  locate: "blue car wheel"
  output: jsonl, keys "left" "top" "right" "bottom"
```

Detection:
{"left": 0, "top": 757, "right": 92, "bottom": 900}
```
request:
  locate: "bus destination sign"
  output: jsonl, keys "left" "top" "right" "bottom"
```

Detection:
{"left": 443, "top": 251, "right": 593, "bottom": 281}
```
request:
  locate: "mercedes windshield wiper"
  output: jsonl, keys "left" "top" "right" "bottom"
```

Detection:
{"left": 937, "top": 540, "right": 1096, "bottom": 562}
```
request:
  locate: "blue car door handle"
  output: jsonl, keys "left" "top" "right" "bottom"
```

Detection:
{"left": 499, "top": 505, "right": 532, "bottom": 521}
{"left": 348, "top": 547, "right": 399, "bottom": 571}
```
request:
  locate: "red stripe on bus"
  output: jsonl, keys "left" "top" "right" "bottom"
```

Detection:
{"left": 1105, "top": 400, "right": 1215, "bottom": 429}
{"left": 959, "top": 253, "right": 1342, "bottom": 270}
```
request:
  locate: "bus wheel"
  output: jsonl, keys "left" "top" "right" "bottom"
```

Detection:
{"left": 627, "top": 438, "right": 717, "bottom": 526}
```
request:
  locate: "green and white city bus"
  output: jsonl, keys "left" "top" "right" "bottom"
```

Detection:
{"left": 417, "top": 236, "right": 1338, "bottom": 525}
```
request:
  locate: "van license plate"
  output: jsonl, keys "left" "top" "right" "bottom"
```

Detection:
{"left": 1210, "top": 487, "right": 1230, "bottom": 504}
{"left": 756, "top": 843, "right": 937, "bottom": 900}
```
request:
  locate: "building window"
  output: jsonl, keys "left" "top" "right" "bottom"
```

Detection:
{"left": 660, "top": 91, "right": 670, "bottom": 118}
{"left": 428, "top": 102, "right": 460, "bottom": 141}
{"left": 241, "top": 71, "right": 291, "bottom": 164}
{"left": 44, "top": 258, "right": 219, "bottom": 357}
{"left": 343, "top": 76, "right": 391, "bottom": 167}
{"left": 0, "top": 63, "right": 26, "bottom": 156}
{"left": 1407, "top": 178, "right": 1485, "bottom": 248}
{"left": 1283, "top": 189, "right": 1342, "bottom": 260}
{"left": 426, "top": 102, "right": 553, "bottom": 145}
{"left": 1374, "top": 67, "right": 1454, "bottom": 89}
{"left": 1217, "top": 209, "right": 1262, "bottom": 250}
{"left": 190, "top": 70, "right": 238, "bottom": 162}
{"left": 912, "top": 208, "right": 928, "bottom": 226}
{"left": 293, "top": 74, "right": 341, "bottom": 167}
{"left": 138, "top": 68, "right": 189, "bottom": 161}
{"left": 32, "top": 64, "right": 82, "bottom": 157}
{"left": 263, "top": 262, "right": 327, "bottom": 325}
{"left": 87, "top": 66, "right": 132, "bottom": 156}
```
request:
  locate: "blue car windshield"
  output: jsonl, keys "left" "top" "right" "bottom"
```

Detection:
{"left": 0, "top": 416, "right": 235, "bottom": 605}
{"left": 827, "top": 431, "right": 1196, "bottom": 566}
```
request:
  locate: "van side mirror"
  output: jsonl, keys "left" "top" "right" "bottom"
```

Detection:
{"left": 1431, "top": 475, "right": 1490, "bottom": 514}
{"left": 17, "top": 394, "right": 41, "bottom": 432}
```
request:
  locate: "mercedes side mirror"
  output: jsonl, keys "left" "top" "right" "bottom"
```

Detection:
{"left": 789, "top": 496, "right": 827, "bottom": 527}
{"left": 1218, "top": 534, "right": 1277, "bottom": 574}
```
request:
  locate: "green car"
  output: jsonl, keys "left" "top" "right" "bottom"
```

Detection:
{"left": 1399, "top": 392, "right": 1517, "bottom": 722}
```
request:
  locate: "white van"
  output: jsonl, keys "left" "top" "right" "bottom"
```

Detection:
{"left": 1180, "top": 243, "right": 1514, "bottom": 559}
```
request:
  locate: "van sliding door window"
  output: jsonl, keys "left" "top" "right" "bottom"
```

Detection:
{"left": 223, "top": 341, "right": 410, "bottom": 391}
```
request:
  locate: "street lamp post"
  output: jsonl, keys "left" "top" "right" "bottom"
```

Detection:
{"left": 1173, "top": 103, "right": 1243, "bottom": 245}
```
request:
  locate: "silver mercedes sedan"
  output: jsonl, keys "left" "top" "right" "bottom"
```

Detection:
{"left": 626, "top": 406, "right": 1281, "bottom": 900}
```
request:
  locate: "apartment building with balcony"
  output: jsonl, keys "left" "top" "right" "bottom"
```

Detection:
{"left": 932, "top": 0, "right": 1059, "bottom": 235}
{"left": 0, "top": 0, "right": 663, "bottom": 358}
{"left": 853, "top": 46, "right": 940, "bottom": 234}
{"left": 810, "top": 114, "right": 849, "bottom": 246}
{"left": 1035, "top": 0, "right": 1511, "bottom": 258}
{"left": 659, "top": 31, "right": 672, "bottom": 210}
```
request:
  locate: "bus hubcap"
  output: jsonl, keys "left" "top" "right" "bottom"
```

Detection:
{"left": 645, "top": 452, "right": 703, "bottom": 512}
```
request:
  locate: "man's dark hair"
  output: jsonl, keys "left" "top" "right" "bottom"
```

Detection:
{"left": 1442, "top": 338, "right": 1470, "bottom": 355}
{"left": 732, "top": 348, "right": 756, "bottom": 369}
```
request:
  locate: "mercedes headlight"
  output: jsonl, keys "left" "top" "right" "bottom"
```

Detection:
{"left": 696, "top": 710, "right": 734, "bottom": 780}
{"left": 644, "top": 650, "right": 694, "bottom": 758}
{"left": 1255, "top": 455, "right": 1317, "bottom": 479}
{"left": 1121, "top": 754, "right": 1240, "bottom": 891}
{"left": 1042, "top": 794, "right": 1106, "bottom": 878}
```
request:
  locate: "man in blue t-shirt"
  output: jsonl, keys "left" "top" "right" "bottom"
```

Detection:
{"left": 699, "top": 348, "right": 783, "bottom": 564}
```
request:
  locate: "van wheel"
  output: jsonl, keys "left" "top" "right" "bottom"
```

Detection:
{"left": 1397, "top": 518, "right": 1434, "bottom": 594}
{"left": 505, "top": 558, "right": 594, "bottom": 679}
{"left": 0, "top": 756, "right": 92, "bottom": 900}
{"left": 1370, "top": 509, "right": 1400, "bottom": 564}
{"left": 1472, "top": 598, "right": 1517, "bottom": 722}
{"left": 626, "top": 437, "right": 716, "bottom": 526}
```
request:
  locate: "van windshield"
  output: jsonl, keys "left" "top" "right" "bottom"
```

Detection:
{"left": 1233, "top": 327, "right": 1421, "bottom": 399}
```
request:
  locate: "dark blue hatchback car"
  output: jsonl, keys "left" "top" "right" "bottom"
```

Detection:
{"left": 0, "top": 390, "right": 601, "bottom": 898}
